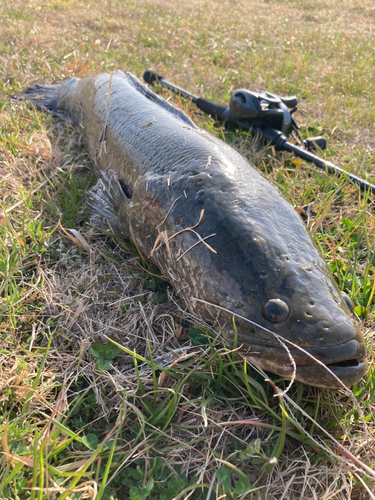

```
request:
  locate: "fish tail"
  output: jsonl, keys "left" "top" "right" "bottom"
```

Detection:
{"left": 13, "top": 83, "right": 62, "bottom": 112}
{"left": 88, "top": 169, "right": 131, "bottom": 235}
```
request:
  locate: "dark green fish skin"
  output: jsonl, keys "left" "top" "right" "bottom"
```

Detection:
{"left": 19, "top": 71, "right": 366, "bottom": 388}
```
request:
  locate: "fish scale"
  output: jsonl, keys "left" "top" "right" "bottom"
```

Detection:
{"left": 17, "top": 70, "right": 367, "bottom": 388}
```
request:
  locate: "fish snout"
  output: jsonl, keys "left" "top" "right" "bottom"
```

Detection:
{"left": 288, "top": 302, "right": 367, "bottom": 387}
{"left": 313, "top": 318, "right": 364, "bottom": 347}
{"left": 297, "top": 320, "right": 367, "bottom": 387}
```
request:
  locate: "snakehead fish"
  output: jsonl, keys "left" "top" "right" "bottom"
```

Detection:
{"left": 18, "top": 71, "right": 367, "bottom": 388}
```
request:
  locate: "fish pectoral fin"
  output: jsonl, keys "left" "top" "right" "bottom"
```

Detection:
{"left": 87, "top": 169, "right": 131, "bottom": 235}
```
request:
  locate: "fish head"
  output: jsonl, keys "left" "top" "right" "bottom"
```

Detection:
{"left": 183, "top": 189, "right": 367, "bottom": 389}
{"left": 233, "top": 259, "right": 367, "bottom": 389}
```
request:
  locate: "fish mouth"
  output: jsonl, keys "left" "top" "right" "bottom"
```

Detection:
{"left": 245, "top": 339, "right": 367, "bottom": 389}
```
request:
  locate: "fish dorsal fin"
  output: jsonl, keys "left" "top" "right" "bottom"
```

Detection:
{"left": 115, "top": 71, "right": 198, "bottom": 129}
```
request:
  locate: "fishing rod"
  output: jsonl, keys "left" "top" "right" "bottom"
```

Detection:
{"left": 143, "top": 69, "right": 375, "bottom": 195}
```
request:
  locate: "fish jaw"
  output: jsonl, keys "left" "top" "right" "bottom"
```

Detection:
{"left": 249, "top": 352, "right": 367, "bottom": 389}
{"left": 243, "top": 338, "right": 367, "bottom": 388}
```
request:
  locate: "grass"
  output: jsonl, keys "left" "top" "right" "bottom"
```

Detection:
{"left": 0, "top": 0, "right": 375, "bottom": 498}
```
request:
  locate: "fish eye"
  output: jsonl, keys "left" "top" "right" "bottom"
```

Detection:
{"left": 342, "top": 293, "right": 355, "bottom": 313}
{"left": 262, "top": 299, "right": 290, "bottom": 323}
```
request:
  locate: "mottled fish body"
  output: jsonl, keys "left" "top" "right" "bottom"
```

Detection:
{"left": 19, "top": 71, "right": 366, "bottom": 388}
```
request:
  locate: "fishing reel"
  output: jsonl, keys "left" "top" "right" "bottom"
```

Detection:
{"left": 143, "top": 68, "right": 375, "bottom": 194}
{"left": 143, "top": 69, "right": 326, "bottom": 152}
{"left": 229, "top": 89, "right": 326, "bottom": 151}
